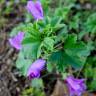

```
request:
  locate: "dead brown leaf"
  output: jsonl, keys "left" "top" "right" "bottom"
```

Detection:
{"left": 51, "top": 80, "right": 69, "bottom": 96}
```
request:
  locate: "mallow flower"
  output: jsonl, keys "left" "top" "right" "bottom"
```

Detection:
{"left": 65, "top": 76, "right": 86, "bottom": 96}
{"left": 26, "top": 0, "right": 44, "bottom": 20}
{"left": 9, "top": 32, "right": 24, "bottom": 50}
{"left": 27, "top": 59, "right": 46, "bottom": 79}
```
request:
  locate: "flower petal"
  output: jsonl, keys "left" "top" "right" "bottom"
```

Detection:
{"left": 35, "top": 1, "right": 43, "bottom": 17}
{"left": 29, "top": 69, "right": 40, "bottom": 79}
{"left": 66, "top": 76, "right": 81, "bottom": 90}
{"left": 27, "top": 59, "right": 46, "bottom": 79}
{"left": 9, "top": 32, "right": 24, "bottom": 50}
{"left": 26, "top": 1, "right": 43, "bottom": 20}
{"left": 66, "top": 76, "right": 86, "bottom": 96}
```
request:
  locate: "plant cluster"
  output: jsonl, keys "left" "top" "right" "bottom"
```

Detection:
{"left": 9, "top": 0, "right": 96, "bottom": 95}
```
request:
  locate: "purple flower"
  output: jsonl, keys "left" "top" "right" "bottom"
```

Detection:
{"left": 26, "top": 0, "right": 44, "bottom": 20}
{"left": 65, "top": 76, "right": 86, "bottom": 96}
{"left": 9, "top": 32, "right": 24, "bottom": 50}
{"left": 27, "top": 59, "right": 46, "bottom": 79}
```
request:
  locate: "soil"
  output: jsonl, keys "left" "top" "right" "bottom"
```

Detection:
{"left": 0, "top": 3, "right": 30, "bottom": 96}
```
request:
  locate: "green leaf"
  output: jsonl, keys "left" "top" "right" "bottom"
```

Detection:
{"left": 16, "top": 51, "right": 32, "bottom": 76}
{"left": 22, "top": 36, "right": 41, "bottom": 44}
{"left": 63, "top": 34, "right": 92, "bottom": 69}
{"left": 43, "top": 37, "right": 54, "bottom": 51}
{"left": 84, "top": 66, "right": 93, "bottom": 78}
{"left": 54, "top": 25, "right": 68, "bottom": 43}
{"left": 31, "top": 78, "right": 44, "bottom": 89}
{"left": 90, "top": 79, "right": 96, "bottom": 91}
{"left": 55, "top": 7, "right": 70, "bottom": 20}
{"left": 64, "top": 34, "right": 92, "bottom": 57}
{"left": 16, "top": 42, "right": 42, "bottom": 76}
{"left": 69, "top": 13, "right": 81, "bottom": 30}
{"left": 63, "top": 51, "right": 86, "bottom": 69}
{"left": 47, "top": 63, "right": 53, "bottom": 72}
{"left": 16, "top": 52, "right": 25, "bottom": 69}
{"left": 49, "top": 50, "right": 86, "bottom": 71}
{"left": 50, "top": 16, "right": 62, "bottom": 27}
{"left": 49, "top": 34, "right": 92, "bottom": 70}
{"left": 64, "top": 34, "right": 77, "bottom": 44}
{"left": 85, "top": 13, "right": 96, "bottom": 33}
{"left": 37, "top": 43, "right": 43, "bottom": 58}
{"left": 65, "top": 42, "right": 90, "bottom": 57}
{"left": 20, "top": 61, "right": 32, "bottom": 76}
{"left": 49, "top": 50, "right": 67, "bottom": 71}
{"left": 22, "top": 42, "right": 41, "bottom": 59}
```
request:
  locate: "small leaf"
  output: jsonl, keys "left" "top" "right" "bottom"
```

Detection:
{"left": 47, "top": 63, "right": 53, "bottom": 72}
{"left": 43, "top": 37, "right": 54, "bottom": 51}
{"left": 31, "top": 78, "right": 44, "bottom": 89}
{"left": 85, "top": 13, "right": 96, "bottom": 33}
